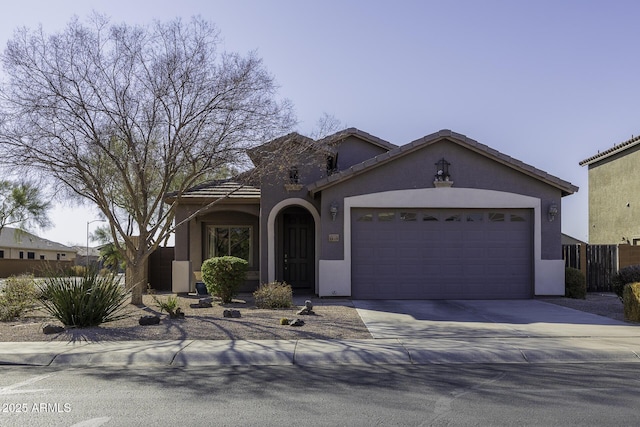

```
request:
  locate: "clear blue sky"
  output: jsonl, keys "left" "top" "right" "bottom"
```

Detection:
{"left": 2, "top": 0, "right": 639, "bottom": 245}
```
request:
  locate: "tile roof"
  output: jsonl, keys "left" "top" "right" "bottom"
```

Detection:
{"left": 579, "top": 135, "right": 640, "bottom": 166}
{"left": 169, "top": 180, "right": 260, "bottom": 202}
{"left": 0, "top": 227, "right": 75, "bottom": 252}
{"left": 309, "top": 129, "right": 578, "bottom": 197}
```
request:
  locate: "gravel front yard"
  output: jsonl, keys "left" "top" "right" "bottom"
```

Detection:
{"left": 0, "top": 293, "right": 372, "bottom": 342}
{"left": 0, "top": 292, "right": 632, "bottom": 343}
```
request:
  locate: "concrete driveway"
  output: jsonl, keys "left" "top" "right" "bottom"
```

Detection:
{"left": 354, "top": 299, "right": 640, "bottom": 339}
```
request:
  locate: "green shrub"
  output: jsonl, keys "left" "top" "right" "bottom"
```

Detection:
{"left": 612, "top": 265, "right": 640, "bottom": 302}
{"left": 0, "top": 274, "right": 38, "bottom": 321}
{"left": 623, "top": 282, "right": 640, "bottom": 322}
{"left": 254, "top": 281, "right": 293, "bottom": 309}
{"left": 201, "top": 256, "right": 248, "bottom": 304}
{"left": 37, "top": 271, "right": 130, "bottom": 328}
{"left": 153, "top": 294, "right": 180, "bottom": 317}
{"left": 565, "top": 267, "right": 586, "bottom": 299}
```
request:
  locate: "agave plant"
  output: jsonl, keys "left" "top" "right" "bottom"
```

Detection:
{"left": 38, "top": 271, "right": 130, "bottom": 328}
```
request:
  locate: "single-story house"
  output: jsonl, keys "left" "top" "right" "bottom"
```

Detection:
{"left": 170, "top": 128, "right": 578, "bottom": 299}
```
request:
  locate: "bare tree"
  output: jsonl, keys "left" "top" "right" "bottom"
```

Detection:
{"left": 309, "top": 113, "right": 344, "bottom": 140}
{"left": 0, "top": 14, "right": 295, "bottom": 304}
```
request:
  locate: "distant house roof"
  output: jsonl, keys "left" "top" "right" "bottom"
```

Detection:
{"left": 73, "top": 246, "right": 102, "bottom": 258}
{"left": 562, "top": 233, "right": 587, "bottom": 245}
{"left": 309, "top": 129, "right": 578, "bottom": 197}
{"left": 579, "top": 135, "right": 640, "bottom": 166}
{"left": 0, "top": 227, "right": 75, "bottom": 252}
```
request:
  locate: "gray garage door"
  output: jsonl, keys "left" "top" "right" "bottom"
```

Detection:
{"left": 351, "top": 208, "right": 533, "bottom": 299}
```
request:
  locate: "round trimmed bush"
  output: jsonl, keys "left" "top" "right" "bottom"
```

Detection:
{"left": 612, "top": 265, "right": 640, "bottom": 302}
{"left": 201, "top": 256, "right": 248, "bottom": 303}
{"left": 565, "top": 267, "right": 586, "bottom": 299}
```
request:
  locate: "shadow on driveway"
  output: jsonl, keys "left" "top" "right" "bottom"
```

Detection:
{"left": 353, "top": 300, "right": 640, "bottom": 339}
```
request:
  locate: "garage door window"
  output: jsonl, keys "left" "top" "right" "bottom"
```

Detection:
{"left": 400, "top": 212, "right": 417, "bottom": 221}
{"left": 423, "top": 214, "right": 439, "bottom": 221}
{"left": 357, "top": 212, "right": 373, "bottom": 222}
{"left": 466, "top": 213, "right": 484, "bottom": 222}
{"left": 445, "top": 214, "right": 461, "bottom": 222}
{"left": 378, "top": 212, "right": 395, "bottom": 221}
{"left": 489, "top": 212, "right": 505, "bottom": 222}
{"left": 511, "top": 214, "right": 526, "bottom": 222}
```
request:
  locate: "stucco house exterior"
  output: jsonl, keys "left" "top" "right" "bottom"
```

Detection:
{"left": 170, "top": 128, "right": 577, "bottom": 299}
{"left": 0, "top": 227, "right": 76, "bottom": 277}
{"left": 580, "top": 135, "right": 640, "bottom": 245}
{"left": 0, "top": 227, "right": 76, "bottom": 261}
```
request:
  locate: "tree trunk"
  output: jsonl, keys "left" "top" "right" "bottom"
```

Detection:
{"left": 126, "top": 261, "right": 148, "bottom": 306}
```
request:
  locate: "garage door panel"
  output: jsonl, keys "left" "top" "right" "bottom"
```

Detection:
{"left": 352, "top": 208, "right": 532, "bottom": 299}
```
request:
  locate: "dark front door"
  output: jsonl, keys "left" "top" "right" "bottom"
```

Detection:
{"left": 282, "top": 208, "right": 314, "bottom": 289}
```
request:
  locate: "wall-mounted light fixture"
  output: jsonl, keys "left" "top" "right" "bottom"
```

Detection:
{"left": 548, "top": 203, "right": 558, "bottom": 222}
{"left": 434, "top": 157, "right": 451, "bottom": 182}
{"left": 330, "top": 202, "right": 339, "bottom": 221}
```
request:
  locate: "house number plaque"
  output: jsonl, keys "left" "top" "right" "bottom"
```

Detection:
{"left": 328, "top": 234, "right": 340, "bottom": 242}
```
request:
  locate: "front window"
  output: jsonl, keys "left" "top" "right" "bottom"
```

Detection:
{"left": 208, "top": 226, "right": 252, "bottom": 265}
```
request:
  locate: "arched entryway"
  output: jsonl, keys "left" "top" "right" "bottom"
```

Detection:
{"left": 276, "top": 206, "right": 315, "bottom": 292}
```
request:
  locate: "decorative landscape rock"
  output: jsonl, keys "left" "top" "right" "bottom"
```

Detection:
{"left": 169, "top": 307, "right": 185, "bottom": 319}
{"left": 42, "top": 324, "right": 65, "bottom": 335}
{"left": 190, "top": 298, "right": 213, "bottom": 309}
{"left": 296, "top": 300, "right": 315, "bottom": 315}
{"left": 139, "top": 315, "right": 161, "bottom": 326}
{"left": 289, "top": 318, "right": 305, "bottom": 327}
{"left": 223, "top": 309, "right": 241, "bottom": 318}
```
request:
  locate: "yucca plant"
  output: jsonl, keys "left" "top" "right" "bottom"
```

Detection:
{"left": 38, "top": 271, "right": 130, "bottom": 328}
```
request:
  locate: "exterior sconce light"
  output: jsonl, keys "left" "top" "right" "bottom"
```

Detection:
{"left": 289, "top": 166, "right": 299, "bottom": 184}
{"left": 330, "top": 202, "right": 339, "bottom": 221}
{"left": 548, "top": 203, "right": 558, "bottom": 222}
{"left": 434, "top": 158, "right": 451, "bottom": 182}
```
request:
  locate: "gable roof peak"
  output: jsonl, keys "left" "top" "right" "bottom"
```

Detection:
{"left": 309, "top": 129, "right": 578, "bottom": 197}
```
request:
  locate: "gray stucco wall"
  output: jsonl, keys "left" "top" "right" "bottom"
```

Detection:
{"left": 330, "top": 135, "right": 390, "bottom": 170}
{"left": 255, "top": 135, "right": 392, "bottom": 284}
{"left": 318, "top": 139, "right": 563, "bottom": 261}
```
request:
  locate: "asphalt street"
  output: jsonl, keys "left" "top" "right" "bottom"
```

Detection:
{"left": 1, "top": 363, "right": 638, "bottom": 426}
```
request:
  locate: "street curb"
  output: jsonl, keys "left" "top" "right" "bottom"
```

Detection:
{"left": 2, "top": 337, "right": 640, "bottom": 367}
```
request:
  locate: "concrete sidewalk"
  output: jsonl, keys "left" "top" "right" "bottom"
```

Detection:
{"left": 2, "top": 335, "right": 640, "bottom": 367}
{"left": 2, "top": 299, "right": 640, "bottom": 367}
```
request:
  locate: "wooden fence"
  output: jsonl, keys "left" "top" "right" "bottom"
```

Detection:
{"left": 0, "top": 259, "right": 75, "bottom": 278}
{"left": 148, "top": 247, "right": 174, "bottom": 292}
{"left": 562, "top": 244, "right": 640, "bottom": 292}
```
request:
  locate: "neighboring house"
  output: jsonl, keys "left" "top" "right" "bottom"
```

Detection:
{"left": 73, "top": 246, "right": 102, "bottom": 267}
{"left": 580, "top": 135, "right": 640, "bottom": 245}
{"left": 561, "top": 233, "right": 586, "bottom": 245}
{"left": 0, "top": 227, "right": 76, "bottom": 261}
{"left": 170, "top": 128, "right": 577, "bottom": 299}
{"left": 0, "top": 227, "right": 76, "bottom": 277}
